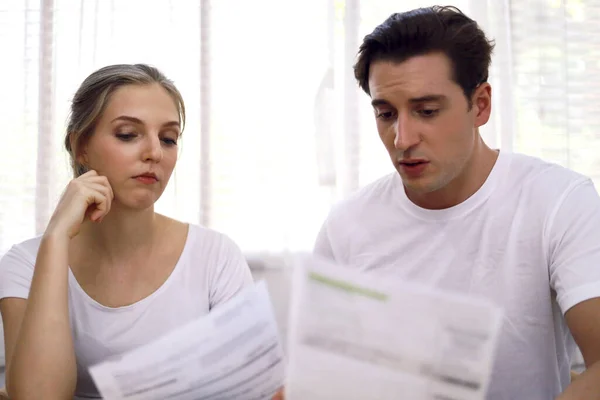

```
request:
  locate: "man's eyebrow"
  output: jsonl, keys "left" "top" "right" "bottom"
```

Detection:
{"left": 408, "top": 94, "right": 447, "bottom": 103}
{"left": 371, "top": 99, "right": 392, "bottom": 107}
{"left": 371, "top": 95, "right": 447, "bottom": 108}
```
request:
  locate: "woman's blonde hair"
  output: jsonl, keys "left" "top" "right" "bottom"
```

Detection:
{"left": 64, "top": 64, "right": 186, "bottom": 177}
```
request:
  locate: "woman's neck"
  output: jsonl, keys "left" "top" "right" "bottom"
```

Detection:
{"left": 75, "top": 205, "right": 163, "bottom": 265}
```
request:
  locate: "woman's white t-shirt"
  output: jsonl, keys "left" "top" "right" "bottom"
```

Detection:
{"left": 0, "top": 223, "right": 253, "bottom": 399}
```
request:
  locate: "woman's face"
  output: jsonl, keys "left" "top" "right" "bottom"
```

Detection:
{"left": 79, "top": 83, "right": 181, "bottom": 210}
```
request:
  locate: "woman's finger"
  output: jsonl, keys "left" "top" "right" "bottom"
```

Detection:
{"left": 85, "top": 182, "right": 112, "bottom": 216}
{"left": 78, "top": 169, "right": 98, "bottom": 178}
{"left": 81, "top": 175, "right": 114, "bottom": 203}
{"left": 82, "top": 188, "right": 110, "bottom": 222}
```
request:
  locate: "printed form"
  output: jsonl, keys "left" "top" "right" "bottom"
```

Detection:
{"left": 89, "top": 281, "right": 285, "bottom": 400}
{"left": 285, "top": 254, "right": 504, "bottom": 400}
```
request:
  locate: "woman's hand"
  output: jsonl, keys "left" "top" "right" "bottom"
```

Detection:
{"left": 45, "top": 170, "right": 114, "bottom": 239}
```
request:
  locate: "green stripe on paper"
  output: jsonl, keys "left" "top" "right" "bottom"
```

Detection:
{"left": 308, "top": 272, "right": 388, "bottom": 301}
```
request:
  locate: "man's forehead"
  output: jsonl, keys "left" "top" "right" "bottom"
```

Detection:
{"left": 367, "top": 54, "right": 455, "bottom": 99}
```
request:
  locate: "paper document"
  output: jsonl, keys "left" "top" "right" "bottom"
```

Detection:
{"left": 89, "top": 281, "right": 285, "bottom": 400}
{"left": 285, "top": 254, "right": 503, "bottom": 400}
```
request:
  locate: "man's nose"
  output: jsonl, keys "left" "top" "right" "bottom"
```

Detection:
{"left": 393, "top": 113, "right": 420, "bottom": 151}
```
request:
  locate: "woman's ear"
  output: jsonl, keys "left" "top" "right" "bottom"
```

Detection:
{"left": 76, "top": 154, "right": 88, "bottom": 168}
{"left": 70, "top": 134, "right": 88, "bottom": 166}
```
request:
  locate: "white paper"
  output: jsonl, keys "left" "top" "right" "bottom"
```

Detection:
{"left": 89, "top": 281, "right": 285, "bottom": 400}
{"left": 285, "top": 254, "right": 503, "bottom": 400}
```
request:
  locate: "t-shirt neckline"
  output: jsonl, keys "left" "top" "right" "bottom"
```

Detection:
{"left": 68, "top": 224, "right": 194, "bottom": 312}
{"left": 395, "top": 150, "right": 510, "bottom": 221}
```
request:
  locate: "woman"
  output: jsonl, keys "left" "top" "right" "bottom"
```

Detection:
{"left": 0, "top": 64, "right": 274, "bottom": 399}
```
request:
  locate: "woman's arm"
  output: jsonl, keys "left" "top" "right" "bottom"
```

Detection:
{"left": 208, "top": 234, "right": 254, "bottom": 309}
{"left": 1, "top": 170, "right": 113, "bottom": 400}
{"left": 3, "top": 235, "right": 76, "bottom": 400}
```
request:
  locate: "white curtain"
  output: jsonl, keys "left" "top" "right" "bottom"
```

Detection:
{"left": 0, "top": 0, "right": 342, "bottom": 256}
{"left": 0, "top": 0, "right": 597, "bottom": 365}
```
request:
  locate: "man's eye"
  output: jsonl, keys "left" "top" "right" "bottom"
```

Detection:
{"left": 377, "top": 111, "right": 395, "bottom": 120}
{"left": 418, "top": 109, "right": 439, "bottom": 118}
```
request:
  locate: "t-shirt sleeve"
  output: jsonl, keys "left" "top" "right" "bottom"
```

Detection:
{"left": 208, "top": 234, "right": 254, "bottom": 309}
{"left": 548, "top": 178, "right": 600, "bottom": 314}
{"left": 0, "top": 244, "right": 35, "bottom": 301}
{"left": 313, "top": 220, "right": 336, "bottom": 261}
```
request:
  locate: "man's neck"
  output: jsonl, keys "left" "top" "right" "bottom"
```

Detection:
{"left": 407, "top": 138, "right": 499, "bottom": 210}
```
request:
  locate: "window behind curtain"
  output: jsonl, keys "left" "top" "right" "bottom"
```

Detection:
{"left": 510, "top": 0, "right": 600, "bottom": 186}
{"left": 0, "top": 0, "right": 340, "bottom": 256}
{"left": 2, "top": 1, "right": 599, "bottom": 253}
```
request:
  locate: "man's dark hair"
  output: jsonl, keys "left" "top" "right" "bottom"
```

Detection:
{"left": 354, "top": 5, "right": 495, "bottom": 107}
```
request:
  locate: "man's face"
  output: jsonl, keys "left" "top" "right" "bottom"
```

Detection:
{"left": 368, "top": 52, "right": 490, "bottom": 200}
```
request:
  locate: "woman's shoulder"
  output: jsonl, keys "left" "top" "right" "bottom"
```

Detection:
{"left": 0, "top": 236, "right": 43, "bottom": 299}
{"left": 183, "top": 224, "right": 253, "bottom": 307}
{"left": 0, "top": 235, "right": 43, "bottom": 266}
{"left": 185, "top": 223, "right": 243, "bottom": 254}
{"left": 155, "top": 214, "right": 242, "bottom": 256}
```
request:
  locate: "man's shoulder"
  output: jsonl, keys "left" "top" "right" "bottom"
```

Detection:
{"left": 327, "top": 173, "right": 397, "bottom": 219}
{"left": 506, "top": 152, "right": 590, "bottom": 194}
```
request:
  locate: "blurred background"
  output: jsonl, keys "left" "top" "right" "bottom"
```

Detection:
{"left": 0, "top": 0, "right": 597, "bottom": 375}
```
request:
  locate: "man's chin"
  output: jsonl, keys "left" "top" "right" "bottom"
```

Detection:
{"left": 400, "top": 175, "right": 445, "bottom": 196}
{"left": 399, "top": 172, "right": 427, "bottom": 190}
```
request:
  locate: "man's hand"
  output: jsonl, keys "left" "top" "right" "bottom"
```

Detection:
{"left": 570, "top": 371, "right": 580, "bottom": 381}
{"left": 0, "top": 387, "right": 9, "bottom": 400}
{"left": 559, "top": 297, "right": 600, "bottom": 399}
{"left": 272, "top": 388, "right": 285, "bottom": 400}
{"left": 557, "top": 362, "right": 600, "bottom": 399}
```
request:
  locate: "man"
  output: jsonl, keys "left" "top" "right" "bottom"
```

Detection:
{"left": 314, "top": 6, "right": 600, "bottom": 399}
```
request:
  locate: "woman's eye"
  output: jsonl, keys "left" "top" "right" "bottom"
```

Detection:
{"left": 116, "top": 133, "right": 136, "bottom": 141}
{"left": 161, "top": 138, "right": 178, "bottom": 146}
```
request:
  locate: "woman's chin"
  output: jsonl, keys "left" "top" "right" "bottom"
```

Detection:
{"left": 116, "top": 194, "right": 161, "bottom": 212}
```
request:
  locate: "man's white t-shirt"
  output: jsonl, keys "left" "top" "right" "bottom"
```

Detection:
{"left": 314, "top": 151, "right": 600, "bottom": 399}
{"left": 0, "top": 224, "right": 253, "bottom": 399}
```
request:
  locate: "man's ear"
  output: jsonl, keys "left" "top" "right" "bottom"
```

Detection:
{"left": 473, "top": 82, "right": 492, "bottom": 128}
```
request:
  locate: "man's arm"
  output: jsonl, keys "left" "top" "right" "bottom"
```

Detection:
{"left": 557, "top": 297, "right": 600, "bottom": 399}
{"left": 544, "top": 178, "right": 600, "bottom": 399}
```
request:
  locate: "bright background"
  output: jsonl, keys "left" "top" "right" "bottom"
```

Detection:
{"left": 0, "top": 0, "right": 597, "bottom": 370}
